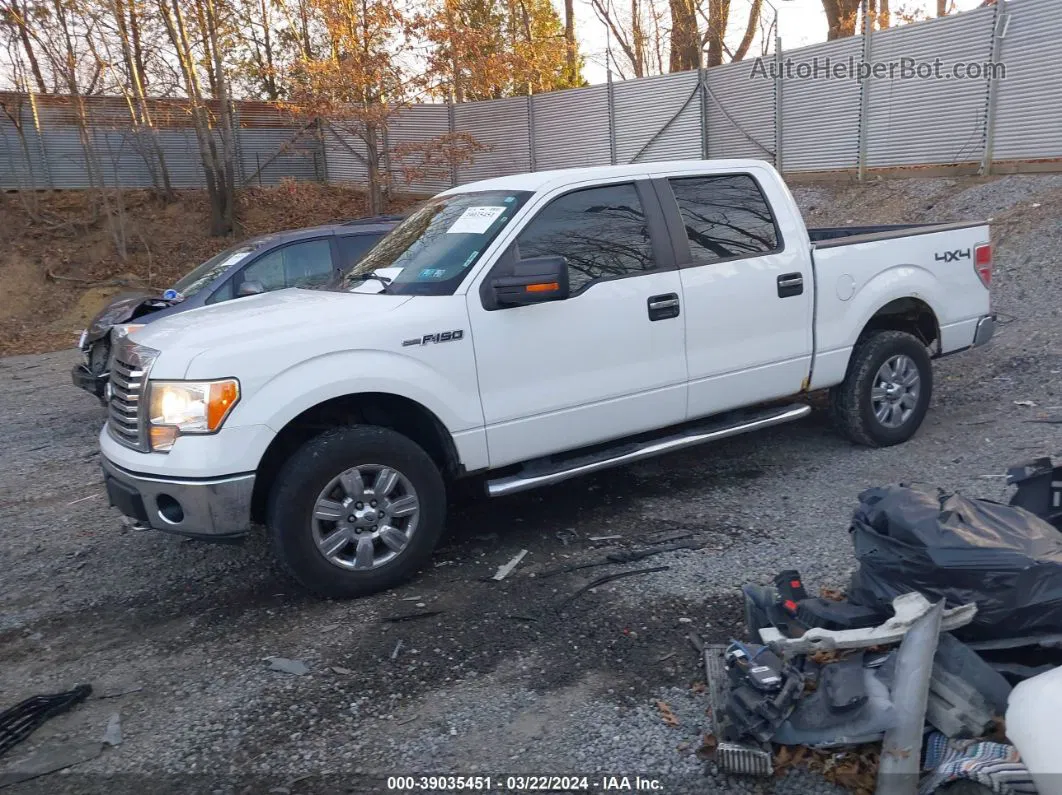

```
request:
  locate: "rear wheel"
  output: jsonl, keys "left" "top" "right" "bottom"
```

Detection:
{"left": 267, "top": 425, "right": 446, "bottom": 598}
{"left": 829, "top": 330, "right": 933, "bottom": 447}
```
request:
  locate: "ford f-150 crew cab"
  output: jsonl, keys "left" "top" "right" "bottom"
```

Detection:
{"left": 97, "top": 159, "right": 996, "bottom": 598}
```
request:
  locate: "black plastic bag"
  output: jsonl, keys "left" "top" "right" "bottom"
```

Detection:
{"left": 847, "top": 485, "right": 1062, "bottom": 641}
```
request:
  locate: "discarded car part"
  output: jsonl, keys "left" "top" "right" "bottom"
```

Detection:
{"left": 0, "top": 684, "right": 92, "bottom": 758}
{"left": 932, "top": 633, "right": 1011, "bottom": 718}
{"left": 876, "top": 600, "right": 944, "bottom": 795}
{"left": 1007, "top": 456, "right": 1062, "bottom": 530}
{"left": 927, "top": 668, "right": 993, "bottom": 740}
{"left": 723, "top": 642, "right": 803, "bottom": 744}
{"left": 919, "top": 731, "right": 1036, "bottom": 795}
{"left": 703, "top": 644, "right": 773, "bottom": 777}
{"left": 485, "top": 403, "right": 812, "bottom": 497}
{"left": 491, "top": 549, "right": 528, "bottom": 581}
{"left": 773, "top": 665, "right": 897, "bottom": 748}
{"left": 557, "top": 566, "right": 669, "bottom": 609}
{"left": 822, "top": 651, "right": 869, "bottom": 712}
{"left": 965, "top": 633, "right": 1062, "bottom": 652}
{"left": 797, "top": 597, "right": 887, "bottom": 631}
{"left": 774, "top": 569, "right": 809, "bottom": 615}
{"left": 1005, "top": 665, "right": 1062, "bottom": 795}
{"left": 848, "top": 485, "right": 1062, "bottom": 642}
{"left": 760, "top": 593, "right": 976, "bottom": 655}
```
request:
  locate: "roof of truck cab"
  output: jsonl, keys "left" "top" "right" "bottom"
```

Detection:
{"left": 439, "top": 159, "right": 775, "bottom": 196}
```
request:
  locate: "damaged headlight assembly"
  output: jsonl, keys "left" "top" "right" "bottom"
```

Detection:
{"left": 147, "top": 379, "right": 240, "bottom": 452}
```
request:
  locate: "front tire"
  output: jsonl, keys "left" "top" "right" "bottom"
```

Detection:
{"left": 267, "top": 425, "right": 446, "bottom": 598}
{"left": 829, "top": 330, "right": 933, "bottom": 447}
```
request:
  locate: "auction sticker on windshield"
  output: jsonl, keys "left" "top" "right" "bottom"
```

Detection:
{"left": 447, "top": 206, "right": 506, "bottom": 235}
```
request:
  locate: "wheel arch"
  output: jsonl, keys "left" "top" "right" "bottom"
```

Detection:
{"left": 857, "top": 296, "right": 941, "bottom": 353}
{"left": 251, "top": 392, "right": 461, "bottom": 524}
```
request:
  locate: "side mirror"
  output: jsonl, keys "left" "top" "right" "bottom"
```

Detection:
{"left": 490, "top": 256, "right": 569, "bottom": 307}
{"left": 237, "top": 279, "right": 266, "bottom": 297}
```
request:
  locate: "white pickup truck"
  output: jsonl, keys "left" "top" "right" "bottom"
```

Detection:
{"left": 98, "top": 159, "right": 995, "bottom": 597}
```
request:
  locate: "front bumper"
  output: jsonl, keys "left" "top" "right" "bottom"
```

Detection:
{"left": 973, "top": 314, "right": 996, "bottom": 347}
{"left": 101, "top": 456, "right": 255, "bottom": 541}
{"left": 71, "top": 363, "right": 109, "bottom": 402}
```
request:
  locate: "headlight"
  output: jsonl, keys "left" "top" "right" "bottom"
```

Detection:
{"left": 112, "top": 323, "right": 145, "bottom": 341}
{"left": 148, "top": 379, "right": 240, "bottom": 451}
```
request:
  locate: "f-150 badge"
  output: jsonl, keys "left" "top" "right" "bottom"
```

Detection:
{"left": 402, "top": 330, "right": 465, "bottom": 347}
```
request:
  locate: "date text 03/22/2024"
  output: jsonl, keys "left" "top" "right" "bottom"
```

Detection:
{"left": 385, "top": 775, "right": 665, "bottom": 791}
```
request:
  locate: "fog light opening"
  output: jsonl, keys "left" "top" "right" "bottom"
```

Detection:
{"left": 156, "top": 493, "right": 185, "bottom": 524}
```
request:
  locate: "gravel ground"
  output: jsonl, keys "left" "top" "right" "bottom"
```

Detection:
{"left": 1, "top": 174, "right": 1061, "bottom": 795}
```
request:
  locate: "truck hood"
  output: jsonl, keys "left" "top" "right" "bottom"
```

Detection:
{"left": 129, "top": 288, "right": 412, "bottom": 377}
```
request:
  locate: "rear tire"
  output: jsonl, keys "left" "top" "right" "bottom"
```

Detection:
{"left": 267, "top": 425, "right": 446, "bottom": 598}
{"left": 829, "top": 330, "right": 933, "bottom": 447}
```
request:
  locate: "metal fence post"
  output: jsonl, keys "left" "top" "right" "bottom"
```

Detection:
{"left": 699, "top": 67, "right": 709, "bottom": 159}
{"left": 231, "top": 101, "right": 246, "bottom": 185}
{"left": 774, "top": 36, "right": 784, "bottom": 174}
{"left": 527, "top": 94, "right": 537, "bottom": 172}
{"left": 448, "top": 100, "right": 458, "bottom": 187}
{"left": 856, "top": 1, "right": 874, "bottom": 182}
{"left": 607, "top": 71, "right": 617, "bottom": 165}
{"left": 317, "top": 118, "right": 329, "bottom": 183}
{"left": 980, "top": 0, "right": 1009, "bottom": 176}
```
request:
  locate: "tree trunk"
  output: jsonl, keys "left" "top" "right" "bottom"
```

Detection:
{"left": 668, "top": 0, "right": 699, "bottom": 72}
{"left": 630, "top": 0, "right": 645, "bottom": 77}
{"left": 11, "top": 0, "right": 48, "bottom": 93}
{"left": 564, "top": 0, "right": 578, "bottom": 84}
{"left": 731, "top": 0, "right": 762, "bottom": 62}
{"left": 937, "top": 0, "right": 947, "bottom": 16}
{"left": 259, "top": 0, "right": 279, "bottom": 99}
{"left": 205, "top": 0, "right": 237, "bottom": 234}
{"left": 879, "top": 0, "right": 890, "bottom": 28}
{"left": 823, "top": 0, "right": 861, "bottom": 40}
{"left": 703, "top": 0, "right": 730, "bottom": 68}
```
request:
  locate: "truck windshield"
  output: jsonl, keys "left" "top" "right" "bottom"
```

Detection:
{"left": 338, "top": 190, "right": 532, "bottom": 295}
{"left": 171, "top": 245, "right": 256, "bottom": 298}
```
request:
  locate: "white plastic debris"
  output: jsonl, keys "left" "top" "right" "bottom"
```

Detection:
{"left": 267, "top": 657, "right": 310, "bottom": 676}
{"left": 1005, "top": 666, "right": 1062, "bottom": 795}
{"left": 491, "top": 549, "right": 528, "bottom": 581}
{"left": 759, "top": 593, "right": 977, "bottom": 654}
{"left": 102, "top": 713, "right": 122, "bottom": 747}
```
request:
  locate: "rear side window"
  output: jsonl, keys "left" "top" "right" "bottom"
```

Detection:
{"left": 668, "top": 175, "right": 781, "bottom": 264}
{"left": 516, "top": 183, "right": 657, "bottom": 292}
{"left": 337, "top": 233, "right": 384, "bottom": 268}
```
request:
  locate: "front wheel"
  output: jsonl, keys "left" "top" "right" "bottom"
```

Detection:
{"left": 829, "top": 330, "right": 933, "bottom": 447}
{"left": 267, "top": 425, "right": 446, "bottom": 598}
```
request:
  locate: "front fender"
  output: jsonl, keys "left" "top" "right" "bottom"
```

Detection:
{"left": 229, "top": 349, "right": 485, "bottom": 437}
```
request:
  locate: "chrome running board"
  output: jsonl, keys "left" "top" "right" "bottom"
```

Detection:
{"left": 485, "top": 403, "right": 811, "bottom": 498}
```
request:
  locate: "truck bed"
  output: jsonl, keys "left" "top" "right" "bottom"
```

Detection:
{"left": 810, "top": 221, "right": 986, "bottom": 248}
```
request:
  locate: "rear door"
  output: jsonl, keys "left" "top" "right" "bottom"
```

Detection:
{"left": 466, "top": 179, "right": 688, "bottom": 468}
{"left": 655, "top": 172, "right": 814, "bottom": 419}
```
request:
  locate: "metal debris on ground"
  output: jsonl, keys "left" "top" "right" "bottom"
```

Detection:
{"left": 588, "top": 535, "right": 622, "bottom": 541}
{"left": 557, "top": 566, "right": 670, "bottom": 609}
{"left": 382, "top": 611, "right": 444, "bottom": 623}
{"left": 0, "top": 741, "right": 104, "bottom": 788}
{"left": 101, "top": 713, "right": 122, "bottom": 747}
{"left": 330, "top": 666, "right": 352, "bottom": 675}
{"left": 491, "top": 549, "right": 528, "bottom": 581}
{"left": 0, "top": 684, "right": 92, "bottom": 758}
{"left": 554, "top": 529, "right": 578, "bottom": 546}
{"left": 390, "top": 640, "right": 404, "bottom": 661}
{"left": 266, "top": 657, "right": 310, "bottom": 676}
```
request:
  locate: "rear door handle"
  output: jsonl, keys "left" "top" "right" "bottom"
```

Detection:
{"left": 647, "top": 293, "right": 680, "bottom": 321}
{"left": 777, "top": 273, "right": 804, "bottom": 298}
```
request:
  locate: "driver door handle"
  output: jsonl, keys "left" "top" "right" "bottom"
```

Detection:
{"left": 647, "top": 293, "right": 680, "bottom": 321}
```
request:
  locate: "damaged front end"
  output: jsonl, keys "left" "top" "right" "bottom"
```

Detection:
{"left": 71, "top": 292, "right": 182, "bottom": 403}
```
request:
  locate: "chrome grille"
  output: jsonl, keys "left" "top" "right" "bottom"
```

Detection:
{"left": 106, "top": 338, "right": 158, "bottom": 451}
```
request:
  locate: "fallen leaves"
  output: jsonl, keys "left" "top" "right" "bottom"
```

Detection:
{"left": 773, "top": 743, "right": 881, "bottom": 795}
{"left": 655, "top": 700, "right": 679, "bottom": 727}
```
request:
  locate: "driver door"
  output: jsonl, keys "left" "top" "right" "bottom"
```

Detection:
{"left": 467, "top": 180, "right": 688, "bottom": 469}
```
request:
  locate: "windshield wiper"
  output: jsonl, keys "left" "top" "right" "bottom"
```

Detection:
{"left": 345, "top": 272, "right": 392, "bottom": 292}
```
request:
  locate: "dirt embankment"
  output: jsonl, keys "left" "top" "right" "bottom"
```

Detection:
{"left": 0, "top": 183, "right": 416, "bottom": 356}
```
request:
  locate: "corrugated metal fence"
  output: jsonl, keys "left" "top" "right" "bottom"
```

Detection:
{"left": 1, "top": 0, "right": 1058, "bottom": 193}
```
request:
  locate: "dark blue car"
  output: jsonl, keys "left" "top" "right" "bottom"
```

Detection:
{"left": 72, "top": 216, "right": 400, "bottom": 402}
